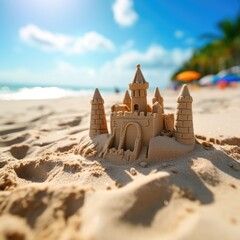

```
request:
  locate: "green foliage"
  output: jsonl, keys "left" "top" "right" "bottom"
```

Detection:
{"left": 171, "top": 14, "right": 240, "bottom": 81}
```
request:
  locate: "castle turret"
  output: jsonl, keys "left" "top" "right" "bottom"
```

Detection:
{"left": 129, "top": 64, "right": 149, "bottom": 114}
{"left": 89, "top": 88, "right": 108, "bottom": 137}
{"left": 174, "top": 84, "right": 195, "bottom": 145}
{"left": 152, "top": 87, "right": 164, "bottom": 113}
{"left": 152, "top": 102, "right": 162, "bottom": 114}
{"left": 123, "top": 90, "right": 131, "bottom": 110}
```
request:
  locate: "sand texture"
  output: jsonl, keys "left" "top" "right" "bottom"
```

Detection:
{"left": 0, "top": 87, "right": 240, "bottom": 240}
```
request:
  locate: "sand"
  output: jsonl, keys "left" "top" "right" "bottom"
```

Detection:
{"left": 0, "top": 86, "right": 240, "bottom": 240}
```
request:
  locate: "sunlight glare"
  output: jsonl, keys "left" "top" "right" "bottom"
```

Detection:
{"left": 9, "top": 0, "right": 79, "bottom": 21}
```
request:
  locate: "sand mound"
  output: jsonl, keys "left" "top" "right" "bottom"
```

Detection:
{"left": 0, "top": 89, "right": 240, "bottom": 239}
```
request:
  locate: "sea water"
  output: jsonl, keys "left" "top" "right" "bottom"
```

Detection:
{"left": 0, "top": 83, "right": 126, "bottom": 100}
{"left": 0, "top": 82, "right": 159, "bottom": 100}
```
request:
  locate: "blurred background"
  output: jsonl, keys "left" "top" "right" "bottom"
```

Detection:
{"left": 0, "top": 0, "right": 239, "bottom": 99}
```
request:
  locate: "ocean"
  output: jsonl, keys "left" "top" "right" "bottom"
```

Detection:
{"left": 0, "top": 82, "right": 160, "bottom": 100}
{"left": 0, "top": 83, "right": 126, "bottom": 100}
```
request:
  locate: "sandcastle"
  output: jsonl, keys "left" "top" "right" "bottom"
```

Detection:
{"left": 89, "top": 64, "right": 195, "bottom": 163}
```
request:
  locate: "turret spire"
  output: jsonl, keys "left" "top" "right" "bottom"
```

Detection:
{"left": 89, "top": 88, "right": 108, "bottom": 137}
{"left": 123, "top": 90, "right": 131, "bottom": 110}
{"left": 178, "top": 84, "right": 191, "bottom": 98}
{"left": 152, "top": 87, "right": 164, "bottom": 112}
{"left": 132, "top": 64, "right": 147, "bottom": 84}
{"left": 153, "top": 87, "right": 161, "bottom": 98}
{"left": 129, "top": 64, "right": 149, "bottom": 114}
{"left": 92, "top": 88, "right": 103, "bottom": 101}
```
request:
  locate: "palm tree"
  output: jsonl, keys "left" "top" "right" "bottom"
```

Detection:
{"left": 202, "top": 15, "right": 240, "bottom": 65}
{"left": 171, "top": 15, "right": 240, "bottom": 81}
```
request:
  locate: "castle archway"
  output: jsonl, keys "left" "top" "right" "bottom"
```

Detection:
{"left": 118, "top": 122, "right": 141, "bottom": 152}
{"left": 134, "top": 104, "right": 139, "bottom": 111}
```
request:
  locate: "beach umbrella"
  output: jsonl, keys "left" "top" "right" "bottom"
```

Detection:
{"left": 199, "top": 74, "right": 215, "bottom": 86}
{"left": 176, "top": 71, "right": 201, "bottom": 82}
{"left": 212, "top": 74, "right": 240, "bottom": 84}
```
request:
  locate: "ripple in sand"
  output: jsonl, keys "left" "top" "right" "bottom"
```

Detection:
{"left": 0, "top": 133, "right": 30, "bottom": 147}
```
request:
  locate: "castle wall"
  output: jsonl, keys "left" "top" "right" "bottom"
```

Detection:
{"left": 153, "top": 113, "right": 163, "bottom": 136}
{"left": 131, "top": 97, "right": 148, "bottom": 113}
{"left": 164, "top": 113, "right": 174, "bottom": 132}
{"left": 110, "top": 111, "right": 163, "bottom": 149}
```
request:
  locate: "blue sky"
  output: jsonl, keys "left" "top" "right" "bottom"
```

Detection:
{"left": 0, "top": 0, "right": 239, "bottom": 88}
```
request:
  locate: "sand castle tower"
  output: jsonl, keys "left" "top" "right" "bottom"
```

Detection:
{"left": 175, "top": 84, "right": 195, "bottom": 145}
{"left": 123, "top": 90, "right": 131, "bottom": 110}
{"left": 89, "top": 88, "right": 108, "bottom": 137}
{"left": 129, "top": 64, "right": 149, "bottom": 114}
{"left": 152, "top": 87, "right": 164, "bottom": 113}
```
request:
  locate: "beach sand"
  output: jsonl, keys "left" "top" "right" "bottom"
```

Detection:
{"left": 0, "top": 87, "right": 240, "bottom": 240}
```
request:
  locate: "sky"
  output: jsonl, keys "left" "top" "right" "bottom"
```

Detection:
{"left": 0, "top": 0, "right": 239, "bottom": 89}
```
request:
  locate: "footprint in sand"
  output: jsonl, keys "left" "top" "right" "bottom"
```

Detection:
{"left": 14, "top": 161, "right": 60, "bottom": 182}
{"left": 10, "top": 145, "right": 29, "bottom": 160}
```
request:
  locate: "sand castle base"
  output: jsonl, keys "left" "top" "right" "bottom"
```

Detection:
{"left": 148, "top": 136, "right": 195, "bottom": 161}
{"left": 78, "top": 133, "right": 195, "bottom": 165}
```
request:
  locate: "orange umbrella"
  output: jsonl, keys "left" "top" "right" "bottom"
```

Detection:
{"left": 176, "top": 71, "right": 201, "bottom": 82}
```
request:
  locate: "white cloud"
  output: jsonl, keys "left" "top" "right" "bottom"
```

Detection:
{"left": 174, "top": 30, "right": 184, "bottom": 39}
{"left": 19, "top": 24, "right": 115, "bottom": 54}
{"left": 0, "top": 45, "right": 192, "bottom": 89}
{"left": 101, "top": 45, "right": 192, "bottom": 87}
{"left": 112, "top": 0, "right": 138, "bottom": 26}
{"left": 104, "top": 45, "right": 192, "bottom": 70}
